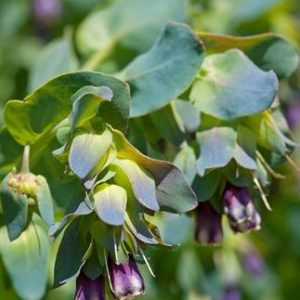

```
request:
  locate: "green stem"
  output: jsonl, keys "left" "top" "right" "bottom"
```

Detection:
{"left": 21, "top": 145, "right": 30, "bottom": 173}
{"left": 81, "top": 42, "right": 114, "bottom": 71}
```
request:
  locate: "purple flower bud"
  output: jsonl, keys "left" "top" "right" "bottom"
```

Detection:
{"left": 223, "top": 184, "right": 261, "bottom": 233}
{"left": 75, "top": 272, "right": 105, "bottom": 300}
{"left": 194, "top": 202, "right": 223, "bottom": 245}
{"left": 220, "top": 285, "right": 241, "bottom": 300}
{"left": 241, "top": 247, "right": 265, "bottom": 277}
{"left": 108, "top": 256, "right": 145, "bottom": 300}
{"left": 33, "top": 0, "right": 61, "bottom": 23}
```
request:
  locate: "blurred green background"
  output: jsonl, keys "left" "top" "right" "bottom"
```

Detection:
{"left": 0, "top": 1, "right": 300, "bottom": 299}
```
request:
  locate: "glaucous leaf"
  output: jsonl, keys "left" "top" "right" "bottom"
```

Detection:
{"left": 110, "top": 126, "right": 197, "bottom": 213}
{"left": 77, "top": 0, "right": 188, "bottom": 55}
{"left": 0, "top": 216, "right": 50, "bottom": 300}
{"left": 199, "top": 32, "right": 299, "bottom": 78}
{"left": 173, "top": 145, "right": 197, "bottom": 185}
{"left": 29, "top": 36, "right": 79, "bottom": 92}
{"left": 93, "top": 184, "right": 127, "bottom": 226}
{"left": 196, "top": 127, "right": 257, "bottom": 176}
{"left": 69, "top": 130, "right": 112, "bottom": 179}
{"left": 173, "top": 99, "right": 201, "bottom": 133}
{"left": 112, "top": 159, "right": 159, "bottom": 211}
{"left": 121, "top": 22, "right": 204, "bottom": 117}
{"left": 4, "top": 72, "right": 130, "bottom": 145}
{"left": 35, "top": 175, "right": 55, "bottom": 226}
{"left": 69, "top": 85, "right": 113, "bottom": 130}
{"left": 190, "top": 49, "right": 278, "bottom": 120}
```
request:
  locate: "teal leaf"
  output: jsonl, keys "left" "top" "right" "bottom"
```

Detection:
{"left": 69, "top": 130, "right": 113, "bottom": 179}
{"left": 35, "top": 175, "right": 54, "bottom": 226}
{"left": 196, "top": 127, "right": 257, "bottom": 176}
{"left": 70, "top": 85, "right": 113, "bottom": 130}
{"left": 93, "top": 184, "right": 127, "bottom": 226}
{"left": 0, "top": 216, "right": 50, "bottom": 300}
{"left": 173, "top": 145, "right": 197, "bottom": 185}
{"left": 112, "top": 159, "right": 159, "bottom": 211}
{"left": 173, "top": 99, "right": 201, "bottom": 133}
{"left": 111, "top": 127, "right": 197, "bottom": 213}
{"left": 190, "top": 49, "right": 278, "bottom": 120}
{"left": 77, "top": 0, "right": 188, "bottom": 56}
{"left": 121, "top": 22, "right": 204, "bottom": 117}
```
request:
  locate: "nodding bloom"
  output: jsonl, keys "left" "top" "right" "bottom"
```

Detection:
{"left": 194, "top": 202, "right": 223, "bottom": 245}
{"left": 220, "top": 285, "right": 241, "bottom": 300}
{"left": 241, "top": 246, "right": 265, "bottom": 277}
{"left": 108, "top": 255, "right": 145, "bottom": 300}
{"left": 223, "top": 184, "right": 261, "bottom": 233}
{"left": 75, "top": 272, "right": 105, "bottom": 300}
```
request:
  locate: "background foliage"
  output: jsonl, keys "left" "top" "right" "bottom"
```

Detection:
{"left": 0, "top": 0, "right": 300, "bottom": 299}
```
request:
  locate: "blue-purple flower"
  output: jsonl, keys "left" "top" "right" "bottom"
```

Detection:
{"left": 223, "top": 184, "right": 261, "bottom": 233}
{"left": 220, "top": 285, "right": 241, "bottom": 300}
{"left": 194, "top": 202, "right": 223, "bottom": 245}
{"left": 241, "top": 246, "right": 265, "bottom": 277}
{"left": 108, "top": 256, "right": 145, "bottom": 300}
{"left": 75, "top": 272, "right": 105, "bottom": 300}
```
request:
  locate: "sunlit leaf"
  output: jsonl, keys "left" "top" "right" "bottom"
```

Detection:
{"left": 122, "top": 22, "right": 204, "bottom": 117}
{"left": 190, "top": 49, "right": 278, "bottom": 120}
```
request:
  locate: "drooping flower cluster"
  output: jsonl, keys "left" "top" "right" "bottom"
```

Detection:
{"left": 194, "top": 183, "right": 261, "bottom": 246}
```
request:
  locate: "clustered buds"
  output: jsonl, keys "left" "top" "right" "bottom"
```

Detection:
{"left": 223, "top": 184, "right": 261, "bottom": 233}
{"left": 195, "top": 183, "right": 261, "bottom": 246}
{"left": 75, "top": 256, "right": 144, "bottom": 300}
{"left": 241, "top": 246, "right": 265, "bottom": 277}
{"left": 219, "top": 285, "right": 241, "bottom": 300}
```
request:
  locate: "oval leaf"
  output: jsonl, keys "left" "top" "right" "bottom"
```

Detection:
{"left": 0, "top": 216, "right": 50, "bottom": 300}
{"left": 93, "top": 184, "right": 127, "bottom": 226}
{"left": 122, "top": 22, "right": 204, "bottom": 117}
{"left": 112, "top": 159, "right": 159, "bottom": 211}
{"left": 110, "top": 126, "right": 197, "bottom": 213}
{"left": 69, "top": 130, "right": 112, "bottom": 179}
{"left": 190, "top": 49, "right": 278, "bottom": 120}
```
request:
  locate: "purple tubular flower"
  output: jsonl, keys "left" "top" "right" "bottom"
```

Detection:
{"left": 220, "top": 285, "right": 241, "bottom": 300}
{"left": 33, "top": 0, "right": 61, "bottom": 22}
{"left": 223, "top": 184, "right": 261, "bottom": 233}
{"left": 75, "top": 272, "right": 105, "bottom": 300}
{"left": 194, "top": 202, "right": 223, "bottom": 245}
{"left": 108, "top": 255, "right": 145, "bottom": 300}
{"left": 242, "top": 247, "right": 265, "bottom": 277}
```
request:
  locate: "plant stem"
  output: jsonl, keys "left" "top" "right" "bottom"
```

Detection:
{"left": 21, "top": 145, "right": 30, "bottom": 173}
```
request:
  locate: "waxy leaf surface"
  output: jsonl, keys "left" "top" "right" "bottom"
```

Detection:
{"left": 190, "top": 49, "right": 278, "bottom": 120}
{"left": 122, "top": 22, "right": 204, "bottom": 117}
